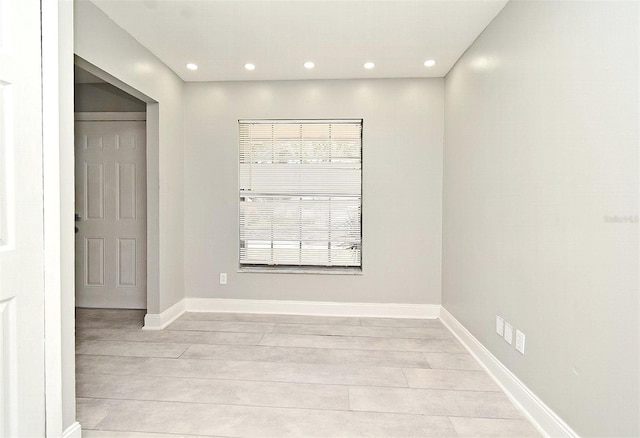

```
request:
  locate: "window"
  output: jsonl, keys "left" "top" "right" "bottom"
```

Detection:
{"left": 239, "top": 119, "right": 362, "bottom": 271}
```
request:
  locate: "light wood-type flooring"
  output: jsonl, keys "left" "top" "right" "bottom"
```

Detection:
{"left": 76, "top": 309, "right": 541, "bottom": 437}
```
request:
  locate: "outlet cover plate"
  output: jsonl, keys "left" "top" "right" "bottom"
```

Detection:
{"left": 516, "top": 330, "right": 525, "bottom": 354}
{"left": 504, "top": 322, "right": 513, "bottom": 344}
{"left": 220, "top": 273, "right": 227, "bottom": 284}
{"left": 496, "top": 316, "right": 504, "bottom": 336}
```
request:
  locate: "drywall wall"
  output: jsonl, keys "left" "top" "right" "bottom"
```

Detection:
{"left": 443, "top": 1, "right": 638, "bottom": 436}
{"left": 184, "top": 78, "right": 443, "bottom": 305}
{"left": 74, "top": 0, "right": 185, "bottom": 314}
{"left": 75, "top": 83, "right": 146, "bottom": 112}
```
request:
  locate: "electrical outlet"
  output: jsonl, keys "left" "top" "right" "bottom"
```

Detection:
{"left": 219, "top": 273, "right": 227, "bottom": 284}
{"left": 516, "top": 330, "right": 525, "bottom": 354}
{"left": 503, "top": 322, "right": 513, "bottom": 344}
{"left": 496, "top": 316, "right": 504, "bottom": 336}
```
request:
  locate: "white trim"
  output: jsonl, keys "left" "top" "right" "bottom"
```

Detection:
{"left": 239, "top": 118, "right": 362, "bottom": 125}
{"left": 143, "top": 299, "right": 186, "bottom": 330}
{"left": 74, "top": 112, "right": 146, "bottom": 121}
{"left": 440, "top": 308, "right": 579, "bottom": 438}
{"left": 42, "top": 0, "right": 65, "bottom": 435}
{"left": 185, "top": 298, "right": 440, "bottom": 319}
{"left": 238, "top": 267, "right": 362, "bottom": 275}
{"left": 62, "top": 422, "right": 81, "bottom": 438}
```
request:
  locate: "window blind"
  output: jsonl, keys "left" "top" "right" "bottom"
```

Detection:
{"left": 239, "top": 120, "right": 362, "bottom": 268}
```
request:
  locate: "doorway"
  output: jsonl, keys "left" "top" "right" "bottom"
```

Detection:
{"left": 74, "top": 65, "right": 147, "bottom": 309}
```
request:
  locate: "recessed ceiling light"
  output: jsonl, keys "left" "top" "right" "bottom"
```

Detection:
{"left": 424, "top": 59, "right": 436, "bottom": 67}
{"left": 244, "top": 63, "right": 256, "bottom": 71}
{"left": 364, "top": 62, "right": 375, "bottom": 69}
{"left": 304, "top": 61, "right": 315, "bottom": 69}
{"left": 186, "top": 63, "right": 198, "bottom": 70}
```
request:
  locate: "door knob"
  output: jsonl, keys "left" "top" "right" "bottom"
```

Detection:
{"left": 75, "top": 213, "right": 82, "bottom": 222}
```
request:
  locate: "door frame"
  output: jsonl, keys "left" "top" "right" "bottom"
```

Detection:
{"left": 41, "top": 0, "right": 76, "bottom": 435}
{"left": 74, "top": 56, "right": 160, "bottom": 316}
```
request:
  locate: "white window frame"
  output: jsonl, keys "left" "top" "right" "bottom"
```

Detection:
{"left": 238, "top": 119, "right": 363, "bottom": 274}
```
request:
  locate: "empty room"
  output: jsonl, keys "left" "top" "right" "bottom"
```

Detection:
{"left": 0, "top": 0, "right": 637, "bottom": 437}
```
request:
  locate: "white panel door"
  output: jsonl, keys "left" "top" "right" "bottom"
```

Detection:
{"left": 75, "top": 121, "right": 147, "bottom": 309}
{"left": 0, "top": 0, "right": 46, "bottom": 435}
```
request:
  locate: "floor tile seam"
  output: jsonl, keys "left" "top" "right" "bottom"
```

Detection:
{"left": 77, "top": 352, "right": 424, "bottom": 367}
{"left": 75, "top": 316, "right": 144, "bottom": 320}
{"left": 446, "top": 414, "right": 527, "bottom": 420}
{"left": 76, "top": 316, "right": 143, "bottom": 320}
{"left": 83, "top": 429, "right": 231, "bottom": 438}
{"left": 76, "top": 372, "right": 411, "bottom": 389}
{"left": 147, "top": 356, "right": 413, "bottom": 374}
{"left": 181, "top": 315, "right": 446, "bottom": 328}
{"left": 260, "top": 337, "right": 460, "bottom": 346}
{"left": 176, "top": 345, "right": 191, "bottom": 359}
{"left": 76, "top": 341, "right": 451, "bottom": 357}
{"left": 405, "top": 386, "right": 502, "bottom": 392}
{"left": 172, "top": 321, "right": 275, "bottom": 327}
{"left": 77, "top": 337, "right": 265, "bottom": 347}
{"left": 76, "top": 371, "right": 386, "bottom": 389}
{"left": 161, "top": 328, "right": 455, "bottom": 341}
{"left": 348, "top": 385, "right": 517, "bottom": 395}
{"left": 81, "top": 401, "right": 116, "bottom": 430}
{"left": 75, "top": 326, "right": 145, "bottom": 330}
{"left": 400, "top": 367, "right": 410, "bottom": 387}
{"left": 258, "top": 346, "right": 465, "bottom": 354}
{"left": 76, "top": 322, "right": 143, "bottom": 325}
{"left": 179, "top": 356, "right": 432, "bottom": 369}
{"left": 442, "top": 415, "right": 460, "bottom": 437}
{"left": 255, "top": 331, "right": 267, "bottom": 345}
{"left": 269, "top": 335, "right": 457, "bottom": 342}
{"left": 79, "top": 395, "right": 469, "bottom": 420}
{"left": 77, "top": 371, "right": 508, "bottom": 395}
{"left": 268, "top": 331, "right": 456, "bottom": 341}
{"left": 76, "top": 348, "right": 471, "bottom": 362}
{"left": 219, "top": 341, "right": 438, "bottom": 355}
{"left": 76, "top": 349, "right": 464, "bottom": 363}
{"left": 421, "top": 352, "right": 436, "bottom": 369}
{"left": 77, "top": 339, "right": 193, "bottom": 348}
{"left": 75, "top": 353, "right": 451, "bottom": 369}
{"left": 76, "top": 353, "right": 191, "bottom": 360}
{"left": 79, "top": 331, "right": 455, "bottom": 340}
{"left": 270, "top": 322, "right": 447, "bottom": 330}
{"left": 166, "top": 329, "right": 274, "bottom": 335}
{"left": 346, "top": 406, "right": 525, "bottom": 420}
{"left": 254, "top": 341, "right": 454, "bottom": 354}
{"left": 133, "top": 352, "right": 433, "bottom": 369}
{"left": 180, "top": 319, "right": 364, "bottom": 327}
{"left": 78, "top": 394, "right": 350, "bottom": 414}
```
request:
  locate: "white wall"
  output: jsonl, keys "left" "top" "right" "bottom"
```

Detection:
{"left": 75, "top": 83, "right": 146, "bottom": 112}
{"left": 443, "top": 1, "right": 638, "bottom": 436}
{"left": 74, "top": 0, "right": 185, "bottom": 314}
{"left": 184, "top": 79, "right": 443, "bottom": 305}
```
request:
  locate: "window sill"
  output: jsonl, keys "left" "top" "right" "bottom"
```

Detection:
{"left": 238, "top": 266, "right": 363, "bottom": 275}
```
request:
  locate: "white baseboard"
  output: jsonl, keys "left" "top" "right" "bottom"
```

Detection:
{"left": 185, "top": 298, "right": 440, "bottom": 319}
{"left": 62, "top": 422, "right": 81, "bottom": 438}
{"left": 440, "top": 308, "right": 578, "bottom": 438}
{"left": 143, "top": 299, "right": 186, "bottom": 330}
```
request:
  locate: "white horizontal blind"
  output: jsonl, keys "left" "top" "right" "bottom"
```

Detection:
{"left": 239, "top": 120, "right": 362, "bottom": 268}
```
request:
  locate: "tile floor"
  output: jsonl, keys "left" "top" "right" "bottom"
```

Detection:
{"left": 76, "top": 309, "right": 541, "bottom": 437}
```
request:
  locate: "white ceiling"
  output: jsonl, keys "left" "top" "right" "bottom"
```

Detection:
{"left": 89, "top": 0, "right": 509, "bottom": 82}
